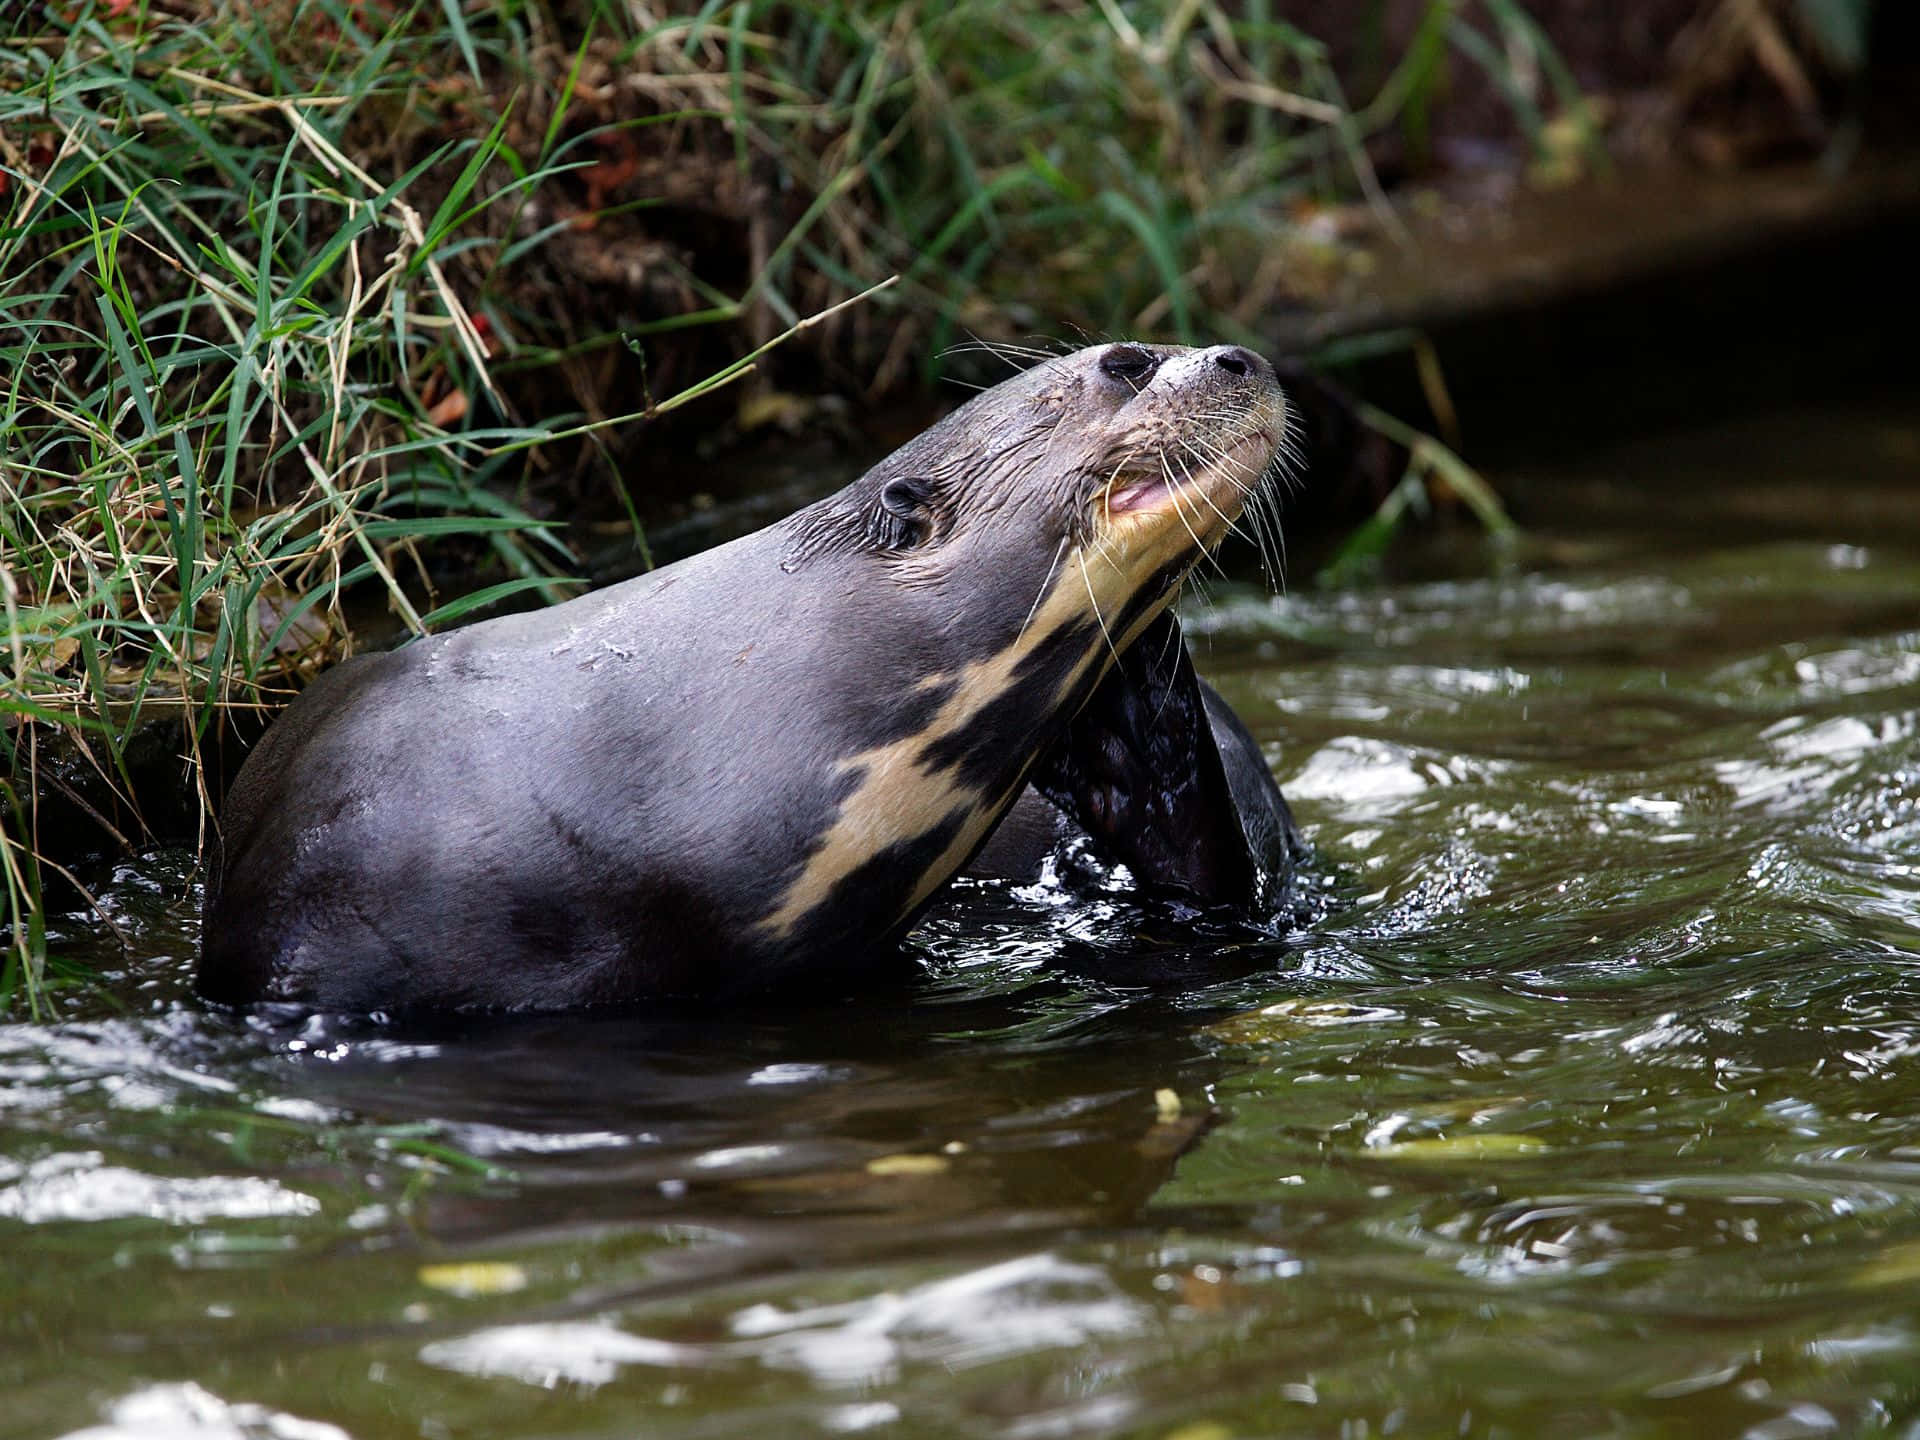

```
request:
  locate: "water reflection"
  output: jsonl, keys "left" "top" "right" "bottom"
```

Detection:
{"left": 735, "top": 1255, "right": 1146, "bottom": 1386}
{"left": 0, "top": 1152, "right": 319, "bottom": 1225}
{"left": 63, "top": 1383, "right": 350, "bottom": 1440}
{"left": 420, "top": 1321, "right": 704, "bottom": 1388}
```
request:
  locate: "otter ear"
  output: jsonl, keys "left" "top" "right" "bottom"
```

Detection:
{"left": 1098, "top": 344, "right": 1159, "bottom": 388}
{"left": 869, "top": 475, "right": 939, "bottom": 550}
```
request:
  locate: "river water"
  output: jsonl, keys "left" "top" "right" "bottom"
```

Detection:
{"left": 8, "top": 397, "right": 1920, "bottom": 1439}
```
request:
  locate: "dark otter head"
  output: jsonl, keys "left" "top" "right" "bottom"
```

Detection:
{"left": 788, "top": 341, "right": 1286, "bottom": 632}
{"left": 758, "top": 343, "right": 1289, "bottom": 948}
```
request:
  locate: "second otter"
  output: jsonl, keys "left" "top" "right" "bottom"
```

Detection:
{"left": 199, "top": 343, "right": 1291, "bottom": 1011}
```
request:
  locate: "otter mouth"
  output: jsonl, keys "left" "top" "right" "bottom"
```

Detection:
{"left": 1100, "top": 426, "right": 1278, "bottom": 523}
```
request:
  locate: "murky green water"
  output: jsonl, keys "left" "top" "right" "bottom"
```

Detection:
{"left": 9, "top": 400, "right": 1920, "bottom": 1440}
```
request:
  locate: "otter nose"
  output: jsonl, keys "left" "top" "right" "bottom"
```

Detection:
{"left": 1209, "top": 345, "right": 1269, "bottom": 379}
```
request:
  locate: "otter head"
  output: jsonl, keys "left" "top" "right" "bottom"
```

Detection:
{"left": 759, "top": 342, "right": 1289, "bottom": 953}
{"left": 788, "top": 341, "right": 1287, "bottom": 651}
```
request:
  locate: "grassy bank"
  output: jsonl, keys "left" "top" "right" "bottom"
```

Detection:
{"left": 8, "top": 0, "right": 1828, "bottom": 1011}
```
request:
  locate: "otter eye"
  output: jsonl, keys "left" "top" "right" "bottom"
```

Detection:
{"left": 872, "top": 475, "right": 936, "bottom": 549}
{"left": 1099, "top": 345, "right": 1158, "bottom": 386}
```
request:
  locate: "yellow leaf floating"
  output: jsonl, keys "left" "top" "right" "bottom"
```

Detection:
{"left": 1163, "top": 1423, "right": 1235, "bottom": 1440}
{"left": 865, "top": 1154, "right": 950, "bottom": 1177}
{"left": 1373, "top": 1135, "right": 1551, "bottom": 1161}
{"left": 1154, "top": 1088, "right": 1183, "bottom": 1123}
{"left": 417, "top": 1261, "right": 529, "bottom": 1297}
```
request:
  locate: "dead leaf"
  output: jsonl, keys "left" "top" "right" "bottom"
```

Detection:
{"left": 418, "top": 1261, "right": 528, "bottom": 1297}
{"left": 427, "top": 387, "right": 469, "bottom": 428}
{"left": 1373, "top": 1134, "right": 1551, "bottom": 1161}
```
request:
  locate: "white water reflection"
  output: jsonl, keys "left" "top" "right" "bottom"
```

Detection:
{"left": 62, "top": 1382, "right": 347, "bottom": 1440}
{"left": 1187, "top": 574, "right": 1700, "bottom": 649}
{"left": 0, "top": 1020, "right": 239, "bottom": 1118}
{"left": 417, "top": 1258, "right": 1148, "bottom": 1397}
{"left": 1716, "top": 713, "right": 1917, "bottom": 810}
{"left": 0, "top": 1151, "right": 319, "bottom": 1224}
{"left": 821, "top": 1401, "right": 902, "bottom": 1431}
{"left": 732, "top": 1253, "right": 1146, "bottom": 1387}
{"left": 1285, "top": 737, "right": 1439, "bottom": 806}
{"left": 420, "top": 1320, "right": 705, "bottom": 1389}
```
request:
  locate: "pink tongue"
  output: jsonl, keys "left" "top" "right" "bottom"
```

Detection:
{"left": 1108, "top": 479, "right": 1167, "bottom": 513}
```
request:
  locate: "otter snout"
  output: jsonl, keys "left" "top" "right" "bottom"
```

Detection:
{"left": 1096, "top": 342, "right": 1274, "bottom": 390}
{"left": 1208, "top": 345, "right": 1269, "bottom": 379}
{"left": 1145, "top": 343, "right": 1279, "bottom": 399}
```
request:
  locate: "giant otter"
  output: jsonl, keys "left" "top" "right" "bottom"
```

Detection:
{"left": 199, "top": 342, "right": 1291, "bottom": 1012}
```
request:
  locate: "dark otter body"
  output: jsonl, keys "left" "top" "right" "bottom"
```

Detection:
{"left": 200, "top": 343, "right": 1290, "bottom": 1012}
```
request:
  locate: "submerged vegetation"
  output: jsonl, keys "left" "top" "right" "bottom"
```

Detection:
{"left": 0, "top": 0, "right": 1870, "bottom": 1010}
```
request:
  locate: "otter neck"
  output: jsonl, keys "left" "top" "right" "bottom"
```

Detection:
{"left": 753, "top": 551, "right": 1196, "bottom": 954}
